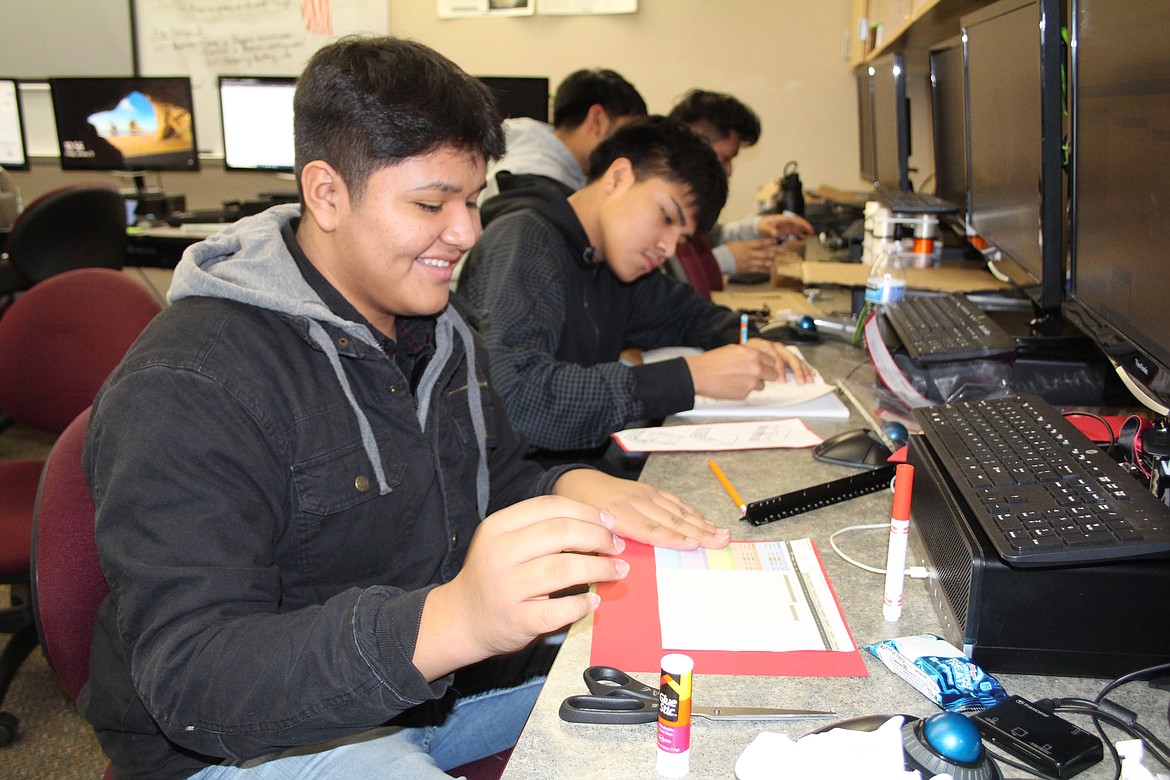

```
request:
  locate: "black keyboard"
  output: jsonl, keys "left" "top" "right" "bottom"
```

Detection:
{"left": 883, "top": 293, "right": 1019, "bottom": 364}
{"left": 875, "top": 189, "right": 962, "bottom": 214}
{"left": 914, "top": 394, "right": 1170, "bottom": 566}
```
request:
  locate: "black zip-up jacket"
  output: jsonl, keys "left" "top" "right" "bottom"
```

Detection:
{"left": 81, "top": 206, "right": 567, "bottom": 779}
{"left": 459, "top": 173, "right": 747, "bottom": 456}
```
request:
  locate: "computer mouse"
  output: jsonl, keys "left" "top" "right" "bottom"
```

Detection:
{"left": 758, "top": 320, "right": 822, "bottom": 345}
{"left": 809, "top": 713, "right": 1001, "bottom": 780}
{"left": 813, "top": 428, "right": 892, "bottom": 469}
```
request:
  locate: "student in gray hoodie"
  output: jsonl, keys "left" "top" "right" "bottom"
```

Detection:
{"left": 81, "top": 36, "right": 726, "bottom": 780}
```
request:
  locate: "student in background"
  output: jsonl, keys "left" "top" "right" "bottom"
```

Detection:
{"left": 81, "top": 36, "right": 727, "bottom": 780}
{"left": 667, "top": 89, "right": 815, "bottom": 279}
{"left": 459, "top": 116, "right": 811, "bottom": 473}
{"left": 479, "top": 67, "right": 647, "bottom": 202}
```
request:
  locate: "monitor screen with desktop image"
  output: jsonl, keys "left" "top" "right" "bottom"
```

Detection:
{"left": 476, "top": 76, "right": 549, "bottom": 122}
{"left": 963, "top": 0, "right": 1064, "bottom": 315}
{"left": 1066, "top": 0, "right": 1170, "bottom": 415}
{"left": 0, "top": 78, "right": 29, "bottom": 172}
{"left": 49, "top": 77, "right": 200, "bottom": 176}
{"left": 218, "top": 76, "right": 297, "bottom": 173}
{"left": 929, "top": 36, "right": 968, "bottom": 214}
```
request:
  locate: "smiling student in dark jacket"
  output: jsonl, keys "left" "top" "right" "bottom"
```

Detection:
{"left": 80, "top": 37, "right": 727, "bottom": 780}
{"left": 458, "top": 117, "right": 811, "bottom": 470}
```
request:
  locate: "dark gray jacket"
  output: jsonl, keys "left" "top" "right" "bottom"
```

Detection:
{"left": 81, "top": 205, "right": 564, "bottom": 779}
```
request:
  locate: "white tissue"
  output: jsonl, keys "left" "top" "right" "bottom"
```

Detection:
{"left": 734, "top": 716, "right": 922, "bottom": 780}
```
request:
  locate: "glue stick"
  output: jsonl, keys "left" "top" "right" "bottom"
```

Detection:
{"left": 656, "top": 653, "right": 693, "bottom": 778}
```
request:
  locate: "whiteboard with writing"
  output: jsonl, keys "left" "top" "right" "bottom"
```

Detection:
{"left": 134, "top": 0, "right": 388, "bottom": 157}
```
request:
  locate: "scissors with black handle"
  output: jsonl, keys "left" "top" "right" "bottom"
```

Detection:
{"left": 558, "top": 666, "right": 836, "bottom": 725}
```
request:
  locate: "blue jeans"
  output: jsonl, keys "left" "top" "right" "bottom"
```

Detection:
{"left": 189, "top": 675, "right": 544, "bottom": 780}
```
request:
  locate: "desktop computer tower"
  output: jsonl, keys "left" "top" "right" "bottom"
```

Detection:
{"left": 907, "top": 436, "right": 1170, "bottom": 678}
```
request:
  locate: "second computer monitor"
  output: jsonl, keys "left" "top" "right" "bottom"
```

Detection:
{"left": 870, "top": 52, "right": 912, "bottom": 192}
{"left": 476, "top": 77, "right": 549, "bottom": 122}
{"left": 219, "top": 76, "right": 297, "bottom": 173}
{"left": 963, "top": 0, "right": 1064, "bottom": 314}
{"left": 0, "top": 78, "right": 29, "bottom": 172}
{"left": 929, "top": 37, "right": 968, "bottom": 213}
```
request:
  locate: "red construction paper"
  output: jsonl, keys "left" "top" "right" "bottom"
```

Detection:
{"left": 591, "top": 540, "right": 868, "bottom": 677}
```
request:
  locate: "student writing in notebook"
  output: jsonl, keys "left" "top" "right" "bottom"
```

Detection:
{"left": 458, "top": 116, "right": 812, "bottom": 474}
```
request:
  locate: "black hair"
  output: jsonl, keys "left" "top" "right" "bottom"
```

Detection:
{"left": 551, "top": 69, "right": 647, "bottom": 130}
{"left": 585, "top": 115, "right": 728, "bottom": 236}
{"left": 293, "top": 35, "right": 505, "bottom": 205}
{"left": 667, "top": 89, "right": 761, "bottom": 146}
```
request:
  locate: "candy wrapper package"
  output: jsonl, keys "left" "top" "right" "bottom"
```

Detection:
{"left": 865, "top": 634, "right": 1008, "bottom": 712}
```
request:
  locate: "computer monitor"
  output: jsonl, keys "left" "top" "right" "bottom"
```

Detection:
{"left": 476, "top": 76, "right": 549, "bottom": 122}
{"left": 0, "top": 78, "right": 29, "bottom": 172}
{"left": 929, "top": 37, "right": 968, "bottom": 213}
{"left": 871, "top": 52, "right": 913, "bottom": 193}
{"left": 218, "top": 76, "right": 297, "bottom": 173}
{"left": 856, "top": 67, "right": 877, "bottom": 185}
{"left": 49, "top": 77, "right": 200, "bottom": 177}
{"left": 963, "top": 0, "right": 1064, "bottom": 315}
{"left": 1066, "top": 0, "right": 1170, "bottom": 414}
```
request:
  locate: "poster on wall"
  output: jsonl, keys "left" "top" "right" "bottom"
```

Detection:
{"left": 537, "top": 0, "right": 636, "bottom": 13}
{"left": 135, "top": 0, "right": 388, "bottom": 157}
{"left": 437, "top": 0, "right": 536, "bottom": 19}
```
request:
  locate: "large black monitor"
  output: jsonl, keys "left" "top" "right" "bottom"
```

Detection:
{"left": 0, "top": 78, "right": 29, "bottom": 172}
{"left": 218, "top": 76, "right": 296, "bottom": 173}
{"left": 476, "top": 76, "right": 549, "bottom": 122}
{"left": 856, "top": 67, "right": 877, "bottom": 184}
{"left": 871, "top": 52, "right": 912, "bottom": 192}
{"left": 49, "top": 77, "right": 199, "bottom": 176}
{"left": 1066, "top": 0, "right": 1170, "bottom": 414}
{"left": 929, "top": 37, "right": 968, "bottom": 213}
{"left": 963, "top": 0, "right": 1064, "bottom": 315}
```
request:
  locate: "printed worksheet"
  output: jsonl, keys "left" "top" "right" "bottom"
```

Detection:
{"left": 654, "top": 538, "right": 855, "bottom": 653}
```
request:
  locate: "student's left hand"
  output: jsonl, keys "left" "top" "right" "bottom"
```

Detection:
{"left": 744, "top": 338, "right": 815, "bottom": 384}
{"left": 757, "top": 213, "right": 814, "bottom": 240}
{"left": 553, "top": 469, "right": 730, "bottom": 550}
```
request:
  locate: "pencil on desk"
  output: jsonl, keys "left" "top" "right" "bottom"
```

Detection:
{"left": 707, "top": 459, "right": 746, "bottom": 514}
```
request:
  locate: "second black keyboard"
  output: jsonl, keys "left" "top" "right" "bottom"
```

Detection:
{"left": 914, "top": 394, "right": 1170, "bottom": 566}
{"left": 884, "top": 293, "right": 1019, "bottom": 364}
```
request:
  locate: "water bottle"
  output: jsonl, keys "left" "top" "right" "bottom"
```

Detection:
{"left": 853, "top": 239, "right": 906, "bottom": 345}
{"left": 865, "top": 246, "right": 907, "bottom": 306}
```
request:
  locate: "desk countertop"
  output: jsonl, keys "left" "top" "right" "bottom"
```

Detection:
{"left": 500, "top": 340, "right": 1166, "bottom": 780}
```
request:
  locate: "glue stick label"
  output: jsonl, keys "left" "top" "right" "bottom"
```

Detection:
{"left": 657, "top": 662, "right": 692, "bottom": 753}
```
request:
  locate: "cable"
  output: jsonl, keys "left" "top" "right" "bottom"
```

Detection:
{"left": 1062, "top": 410, "right": 1118, "bottom": 453}
{"left": 983, "top": 745, "right": 1063, "bottom": 780}
{"left": 828, "top": 523, "right": 929, "bottom": 578}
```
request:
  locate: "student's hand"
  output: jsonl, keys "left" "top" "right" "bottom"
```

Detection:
{"left": 757, "top": 213, "right": 814, "bottom": 240}
{"left": 416, "top": 496, "right": 626, "bottom": 679}
{"left": 684, "top": 343, "right": 781, "bottom": 399}
{"left": 743, "top": 338, "right": 814, "bottom": 384}
{"left": 553, "top": 469, "right": 730, "bottom": 551}
{"left": 726, "top": 238, "right": 777, "bottom": 275}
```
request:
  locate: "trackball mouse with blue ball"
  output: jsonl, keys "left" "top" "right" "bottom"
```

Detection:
{"left": 809, "top": 712, "right": 1001, "bottom": 779}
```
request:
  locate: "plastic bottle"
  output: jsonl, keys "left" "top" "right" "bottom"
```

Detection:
{"left": 864, "top": 242, "right": 907, "bottom": 307}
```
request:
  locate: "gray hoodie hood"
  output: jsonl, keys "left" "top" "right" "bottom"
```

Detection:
{"left": 168, "top": 204, "right": 490, "bottom": 517}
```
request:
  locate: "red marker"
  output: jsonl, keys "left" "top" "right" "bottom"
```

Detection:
{"left": 882, "top": 463, "right": 915, "bottom": 622}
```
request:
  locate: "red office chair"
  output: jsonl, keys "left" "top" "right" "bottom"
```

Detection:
{"left": 674, "top": 236, "right": 724, "bottom": 299}
{"left": 0, "top": 268, "right": 160, "bottom": 747}
{"left": 29, "top": 404, "right": 504, "bottom": 780}
{"left": 29, "top": 406, "right": 112, "bottom": 779}
{"left": 0, "top": 185, "right": 128, "bottom": 310}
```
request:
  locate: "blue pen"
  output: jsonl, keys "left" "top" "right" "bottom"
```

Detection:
{"left": 739, "top": 313, "right": 749, "bottom": 344}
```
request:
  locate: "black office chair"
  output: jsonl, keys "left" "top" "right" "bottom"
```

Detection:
{"left": 0, "top": 185, "right": 128, "bottom": 310}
